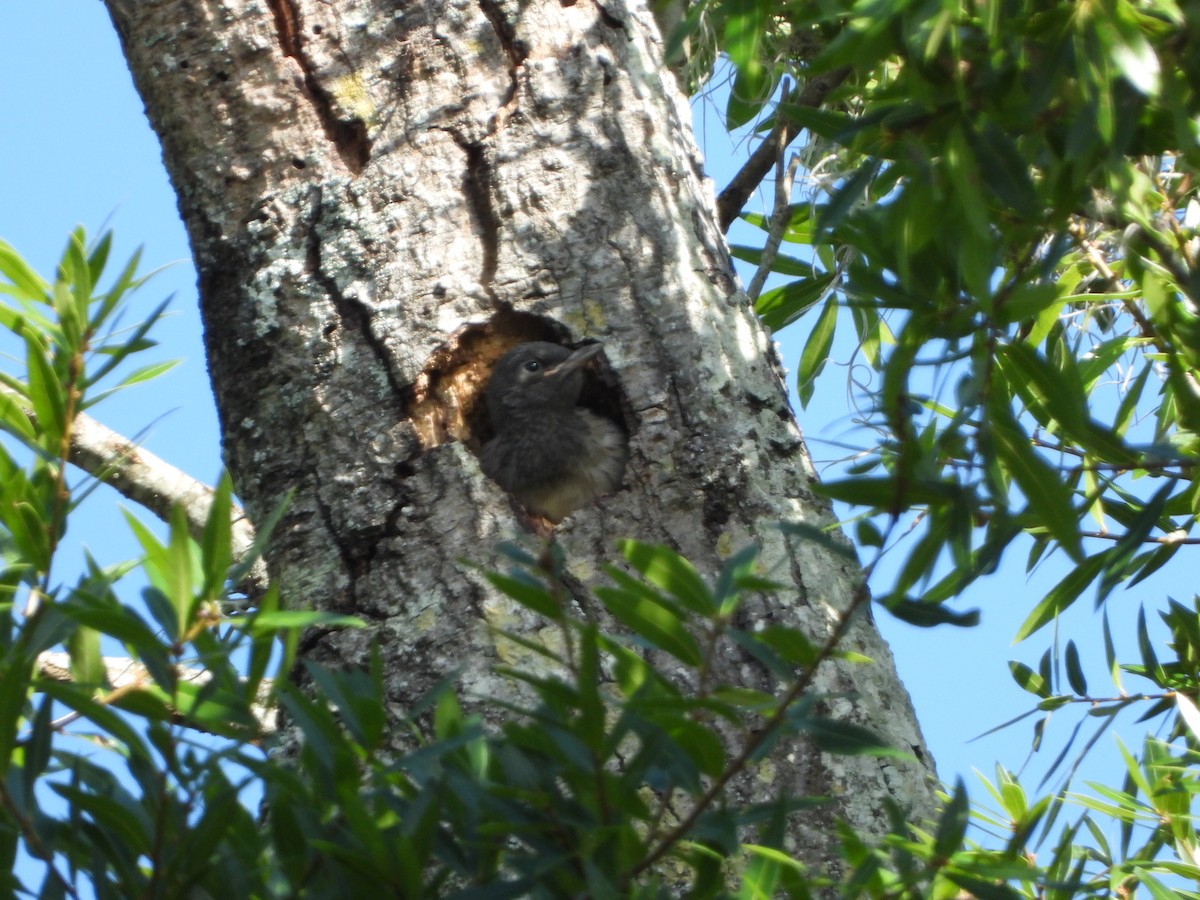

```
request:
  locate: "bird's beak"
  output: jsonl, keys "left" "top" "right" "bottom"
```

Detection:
{"left": 545, "top": 343, "right": 604, "bottom": 378}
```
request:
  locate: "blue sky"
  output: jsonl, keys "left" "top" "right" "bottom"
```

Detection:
{"left": 1, "top": 0, "right": 1176, "bottom": 857}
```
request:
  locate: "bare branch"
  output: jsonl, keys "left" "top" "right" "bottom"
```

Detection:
{"left": 36, "top": 650, "right": 277, "bottom": 737}
{"left": 716, "top": 67, "right": 850, "bottom": 234}
{"left": 66, "top": 411, "right": 269, "bottom": 598}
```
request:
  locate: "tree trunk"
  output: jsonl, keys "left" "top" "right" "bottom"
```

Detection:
{"left": 104, "top": 0, "right": 936, "bottom": 868}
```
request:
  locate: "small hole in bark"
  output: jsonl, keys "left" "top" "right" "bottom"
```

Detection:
{"left": 292, "top": 157, "right": 307, "bottom": 169}
{"left": 179, "top": 59, "right": 190, "bottom": 69}
{"left": 313, "top": 24, "right": 323, "bottom": 34}
{"left": 215, "top": 71, "right": 230, "bottom": 82}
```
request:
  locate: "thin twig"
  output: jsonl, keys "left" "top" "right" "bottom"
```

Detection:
{"left": 745, "top": 144, "right": 801, "bottom": 302}
{"left": 34, "top": 651, "right": 277, "bottom": 737}
{"left": 625, "top": 577, "right": 874, "bottom": 882}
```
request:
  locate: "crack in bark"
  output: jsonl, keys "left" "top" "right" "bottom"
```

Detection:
{"left": 475, "top": 0, "right": 528, "bottom": 139}
{"left": 301, "top": 187, "right": 418, "bottom": 602}
{"left": 444, "top": 130, "right": 502, "bottom": 301}
{"left": 266, "top": 0, "right": 372, "bottom": 173}
{"left": 478, "top": 0, "right": 527, "bottom": 74}
{"left": 305, "top": 186, "right": 409, "bottom": 408}
{"left": 308, "top": 468, "right": 362, "bottom": 612}
{"left": 590, "top": 0, "right": 626, "bottom": 30}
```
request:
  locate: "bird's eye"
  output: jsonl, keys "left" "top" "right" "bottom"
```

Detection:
{"left": 522, "top": 359, "right": 542, "bottom": 373}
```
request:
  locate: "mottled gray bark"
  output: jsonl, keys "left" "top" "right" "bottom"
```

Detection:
{"left": 104, "top": 0, "right": 936, "bottom": 869}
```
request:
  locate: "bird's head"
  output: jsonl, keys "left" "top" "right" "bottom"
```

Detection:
{"left": 485, "top": 341, "right": 603, "bottom": 426}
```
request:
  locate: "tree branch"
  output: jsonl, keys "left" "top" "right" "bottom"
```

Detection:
{"left": 66, "top": 412, "right": 269, "bottom": 599}
{"left": 716, "top": 67, "right": 851, "bottom": 234}
{"left": 35, "top": 650, "right": 277, "bottom": 737}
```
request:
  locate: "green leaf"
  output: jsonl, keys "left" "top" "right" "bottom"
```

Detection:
{"left": 713, "top": 543, "right": 760, "bottom": 611}
{"left": 934, "top": 778, "right": 971, "bottom": 859}
{"left": 25, "top": 334, "right": 65, "bottom": 444}
{"left": 243, "top": 610, "right": 365, "bottom": 632}
{"left": 739, "top": 205, "right": 815, "bottom": 244}
{"left": 595, "top": 583, "right": 703, "bottom": 666}
{"left": 114, "top": 359, "right": 181, "bottom": 389}
{"left": 997, "top": 342, "right": 1134, "bottom": 463}
{"left": 776, "top": 103, "right": 857, "bottom": 140}
{"left": 1064, "top": 640, "right": 1088, "bottom": 696}
{"left": 798, "top": 717, "right": 905, "bottom": 757}
{"left": 165, "top": 503, "right": 196, "bottom": 636}
{"left": 484, "top": 570, "right": 562, "bottom": 620}
{"left": 1136, "top": 605, "right": 1165, "bottom": 686}
{"left": 1014, "top": 551, "right": 1110, "bottom": 641}
{"left": 620, "top": 540, "right": 714, "bottom": 615}
{"left": 66, "top": 623, "right": 104, "bottom": 687}
{"left": 817, "top": 159, "right": 882, "bottom": 233}
{"left": 0, "top": 658, "right": 33, "bottom": 765}
{"left": 966, "top": 124, "right": 1039, "bottom": 218}
{"left": 82, "top": 298, "right": 171, "bottom": 393}
{"left": 0, "top": 240, "right": 50, "bottom": 301}
{"left": 883, "top": 597, "right": 981, "bottom": 628}
{"left": 200, "top": 473, "right": 234, "bottom": 600}
{"left": 227, "top": 488, "right": 292, "bottom": 589}
{"left": 814, "top": 475, "right": 960, "bottom": 508}
{"left": 986, "top": 401, "right": 1082, "bottom": 561}
{"left": 754, "top": 273, "right": 836, "bottom": 332}
{"left": 730, "top": 246, "right": 813, "bottom": 274}
{"left": 727, "top": 63, "right": 771, "bottom": 129}
{"left": 1009, "top": 660, "right": 1050, "bottom": 698}
{"left": 797, "top": 298, "right": 837, "bottom": 407}
{"left": 721, "top": 0, "right": 766, "bottom": 70}
{"left": 753, "top": 625, "right": 818, "bottom": 666}
{"left": 0, "top": 391, "right": 35, "bottom": 442}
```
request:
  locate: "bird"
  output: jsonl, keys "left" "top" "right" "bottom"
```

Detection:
{"left": 480, "top": 341, "right": 627, "bottom": 523}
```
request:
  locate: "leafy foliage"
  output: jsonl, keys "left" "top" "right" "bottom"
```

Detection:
{"left": 0, "top": 231, "right": 941, "bottom": 894}
{"left": 661, "top": 0, "right": 1200, "bottom": 893}
{"left": 8, "top": 0, "right": 1200, "bottom": 891}
{"left": 9, "top": 234, "right": 1194, "bottom": 896}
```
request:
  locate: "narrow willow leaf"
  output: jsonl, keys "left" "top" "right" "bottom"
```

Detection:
{"left": 729, "top": 246, "right": 813, "bottom": 275}
{"left": 0, "top": 240, "right": 50, "bottom": 300}
{"left": 199, "top": 473, "right": 234, "bottom": 601}
{"left": 25, "top": 334, "right": 65, "bottom": 445}
{"left": 484, "top": 571, "right": 562, "bottom": 620}
{"left": 66, "top": 624, "right": 103, "bottom": 688}
{"left": 620, "top": 540, "right": 714, "bottom": 615}
{"left": 0, "top": 391, "right": 35, "bottom": 442}
{"left": 595, "top": 584, "right": 703, "bottom": 666}
{"left": 754, "top": 272, "right": 836, "bottom": 332}
{"left": 885, "top": 596, "right": 980, "bottom": 628}
{"left": 114, "top": 359, "right": 181, "bottom": 389}
{"left": 1009, "top": 661, "right": 1050, "bottom": 698}
{"left": 797, "top": 298, "right": 837, "bottom": 407}
{"left": 987, "top": 402, "right": 1082, "bottom": 561}
{"left": 82, "top": 297, "right": 171, "bottom": 391}
{"left": 797, "top": 717, "right": 905, "bottom": 757}
{"left": 817, "top": 159, "right": 882, "bottom": 233}
{"left": 934, "top": 779, "right": 971, "bottom": 859}
{"left": 1136, "top": 606, "right": 1165, "bottom": 686}
{"left": 245, "top": 610, "right": 365, "bottom": 631}
{"left": 1064, "top": 640, "right": 1088, "bottom": 696}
